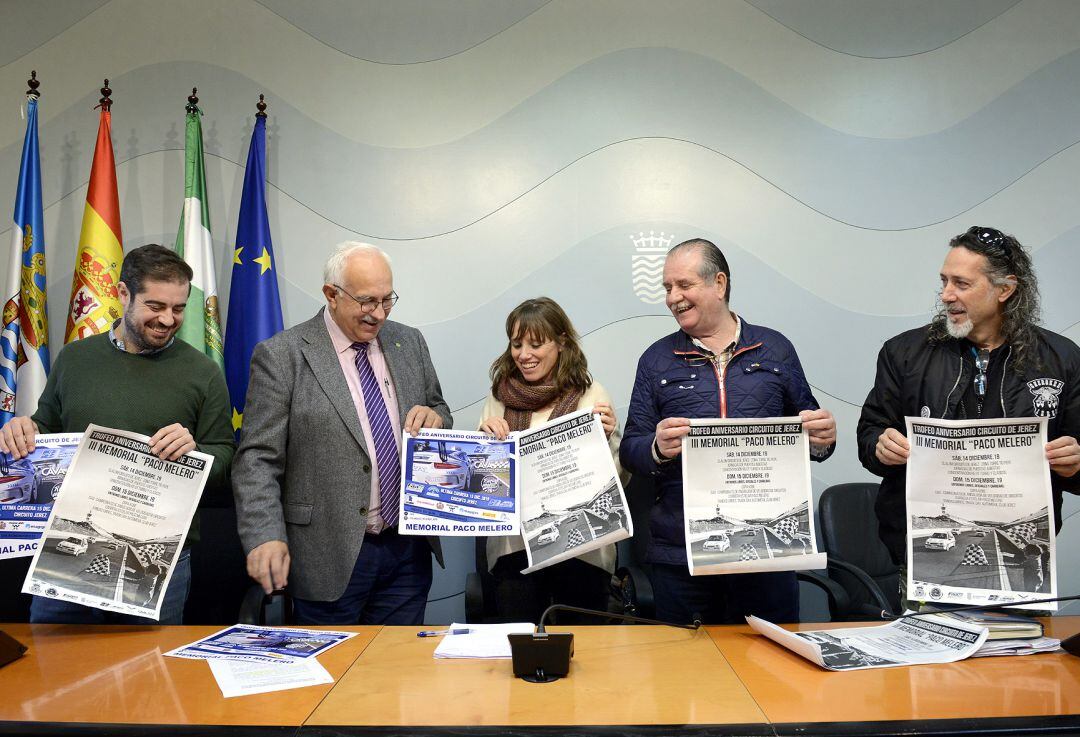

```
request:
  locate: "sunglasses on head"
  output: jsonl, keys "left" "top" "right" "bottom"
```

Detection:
{"left": 966, "top": 226, "right": 1013, "bottom": 257}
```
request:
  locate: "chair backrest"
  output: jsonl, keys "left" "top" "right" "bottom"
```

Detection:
{"left": 818, "top": 483, "right": 900, "bottom": 614}
{"left": 618, "top": 473, "right": 657, "bottom": 567}
{"left": 0, "top": 557, "right": 32, "bottom": 622}
{"left": 185, "top": 501, "right": 249, "bottom": 624}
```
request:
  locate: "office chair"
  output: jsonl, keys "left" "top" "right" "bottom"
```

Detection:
{"left": 184, "top": 498, "right": 249, "bottom": 624}
{"left": 613, "top": 473, "right": 658, "bottom": 619}
{"left": 238, "top": 585, "right": 292, "bottom": 625}
{"left": 798, "top": 482, "right": 900, "bottom": 620}
{"left": 464, "top": 537, "right": 501, "bottom": 623}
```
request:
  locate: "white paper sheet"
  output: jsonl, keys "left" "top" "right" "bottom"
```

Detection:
{"left": 208, "top": 657, "right": 333, "bottom": 698}
{"left": 431, "top": 622, "right": 535, "bottom": 659}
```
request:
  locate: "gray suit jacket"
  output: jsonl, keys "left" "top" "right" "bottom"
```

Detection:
{"left": 233, "top": 310, "right": 452, "bottom": 601}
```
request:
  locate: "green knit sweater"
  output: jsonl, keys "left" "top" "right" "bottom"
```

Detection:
{"left": 32, "top": 333, "right": 236, "bottom": 544}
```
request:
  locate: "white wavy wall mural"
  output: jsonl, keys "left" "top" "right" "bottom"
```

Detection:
{"left": 1, "top": 0, "right": 1077, "bottom": 620}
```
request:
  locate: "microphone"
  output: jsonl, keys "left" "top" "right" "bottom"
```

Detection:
{"left": 880, "top": 593, "right": 1080, "bottom": 657}
{"left": 508, "top": 604, "right": 702, "bottom": 683}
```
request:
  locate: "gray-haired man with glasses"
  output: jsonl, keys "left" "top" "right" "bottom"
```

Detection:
{"left": 233, "top": 241, "right": 451, "bottom": 625}
{"left": 858, "top": 226, "right": 1080, "bottom": 571}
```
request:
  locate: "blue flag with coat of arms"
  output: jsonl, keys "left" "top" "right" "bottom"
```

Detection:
{"left": 1, "top": 92, "right": 50, "bottom": 425}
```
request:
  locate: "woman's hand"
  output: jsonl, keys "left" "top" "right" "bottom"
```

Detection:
{"left": 479, "top": 416, "right": 510, "bottom": 440}
{"left": 592, "top": 402, "right": 617, "bottom": 438}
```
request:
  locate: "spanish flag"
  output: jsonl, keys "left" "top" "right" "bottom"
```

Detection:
{"left": 66, "top": 102, "right": 122, "bottom": 343}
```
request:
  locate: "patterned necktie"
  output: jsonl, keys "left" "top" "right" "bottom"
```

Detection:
{"left": 352, "top": 341, "right": 400, "bottom": 526}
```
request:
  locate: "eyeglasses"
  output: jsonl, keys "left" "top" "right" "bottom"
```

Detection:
{"left": 973, "top": 348, "right": 990, "bottom": 399}
{"left": 333, "top": 285, "right": 398, "bottom": 314}
{"left": 966, "top": 226, "right": 1012, "bottom": 257}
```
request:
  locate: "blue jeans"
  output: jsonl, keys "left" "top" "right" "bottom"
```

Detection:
{"left": 650, "top": 563, "right": 799, "bottom": 624}
{"left": 292, "top": 529, "right": 432, "bottom": 626}
{"left": 30, "top": 548, "right": 191, "bottom": 625}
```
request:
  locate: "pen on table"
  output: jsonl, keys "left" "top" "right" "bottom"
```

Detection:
{"left": 416, "top": 628, "right": 472, "bottom": 638}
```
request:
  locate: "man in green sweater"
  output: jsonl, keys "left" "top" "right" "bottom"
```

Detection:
{"left": 0, "top": 244, "right": 234, "bottom": 624}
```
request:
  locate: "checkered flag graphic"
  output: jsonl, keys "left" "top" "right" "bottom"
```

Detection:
{"left": 131, "top": 543, "right": 167, "bottom": 567}
{"left": 83, "top": 554, "right": 111, "bottom": 577}
{"left": 739, "top": 543, "right": 760, "bottom": 561}
{"left": 960, "top": 543, "right": 990, "bottom": 566}
{"left": 566, "top": 528, "right": 586, "bottom": 548}
{"left": 1009, "top": 523, "right": 1036, "bottom": 542}
{"left": 592, "top": 494, "right": 613, "bottom": 514}
{"left": 773, "top": 517, "right": 798, "bottom": 543}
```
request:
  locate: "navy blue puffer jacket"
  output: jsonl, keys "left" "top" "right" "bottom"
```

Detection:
{"left": 620, "top": 318, "right": 832, "bottom": 565}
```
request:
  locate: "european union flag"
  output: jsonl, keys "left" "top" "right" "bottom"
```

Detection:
{"left": 224, "top": 113, "right": 283, "bottom": 438}
{"left": 1, "top": 90, "right": 50, "bottom": 425}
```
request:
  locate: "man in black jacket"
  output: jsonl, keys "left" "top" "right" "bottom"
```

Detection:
{"left": 858, "top": 226, "right": 1080, "bottom": 566}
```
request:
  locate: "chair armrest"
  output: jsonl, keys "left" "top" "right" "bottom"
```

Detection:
{"left": 238, "top": 584, "right": 267, "bottom": 625}
{"left": 797, "top": 570, "right": 852, "bottom": 618}
{"left": 464, "top": 572, "right": 484, "bottom": 624}
{"left": 238, "top": 584, "right": 290, "bottom": 626}
{"left": 614, "top": 564, "right": 654, "bottom": 619}
{"left": 827, "top": 557, "right": 895, "bottom": 615}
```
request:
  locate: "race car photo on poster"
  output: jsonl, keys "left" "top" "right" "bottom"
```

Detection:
{"left": 398, "top": 429, "right": 518, "bottom": 537}
{"left": 0, "top": 433, "right": 82, "bottom": 560}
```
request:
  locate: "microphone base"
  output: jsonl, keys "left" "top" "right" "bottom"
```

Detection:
{"left": 508, "top": 632, "right": 574, "bottom": 683}
{"left": 520, "top": 671, "right": 563, "bottom": 684}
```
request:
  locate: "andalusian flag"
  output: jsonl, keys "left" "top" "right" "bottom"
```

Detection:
{"left": 224, "top": 110, "right": 283, "bottom": 437}
{"left": 66, "top": 103, "right": 122, "bottom": 342}
{"left": 1, "top": 84, "right": 50, "bottom": 425}
{"left": 175, "top": 100, "right": 223, "bottom": 369}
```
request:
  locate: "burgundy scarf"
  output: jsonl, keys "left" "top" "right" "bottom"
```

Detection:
{"left": 495, "top": 374, "right": 583, "bottom": 432}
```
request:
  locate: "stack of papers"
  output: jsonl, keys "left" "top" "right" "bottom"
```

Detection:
{"left": 165, "top": 624, "right": 355, "bottom": 697}
{"left": 432, "top": 622, "right": 535, "bottom": 659}
{"left": 922, "top": 608, "right": 1044, "bottom": 641}
{"left": 971, "top": 637, "right": 1061, "bottom": 657}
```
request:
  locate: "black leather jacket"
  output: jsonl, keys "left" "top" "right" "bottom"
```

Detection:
{"left": 857, "top": 324, "right": 1080, "bottom": 563}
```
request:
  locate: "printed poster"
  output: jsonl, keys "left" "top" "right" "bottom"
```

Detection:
{"left": 0, "top": 433, "right": 81, "bottom": 559}
{"left": 682, "top": 417, "right": 826, "bottom": 575}
{"left": 905, "top": 416, "right": 1056, "bottom": 609}
{"left": 399, "top": 429, "right": 517, "bottom": 536}
{"left": 23, "top": 425, "right": 211, "bottom": 619}
{"left": 517, "top": 410, "right": 631, "bottom": 574}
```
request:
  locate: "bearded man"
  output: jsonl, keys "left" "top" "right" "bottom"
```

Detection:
{"left": 0, "top": 243, "right": 235, "bottom": 624}
{"left": 858, "top": 226, "right": 1080, "bottom": 566}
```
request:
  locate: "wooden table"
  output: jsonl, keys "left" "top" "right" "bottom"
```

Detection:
{"left": 0, "top": 623, "right": 378, "bottom": 733}
{"left": 2, "top": 620, "right": 1079, "bottom": 736}
{"left": 306, "top": 625, "right": 767, "bottom": 730}
{"left": 707, "top": 617, "right": 1080, "bottom": 735}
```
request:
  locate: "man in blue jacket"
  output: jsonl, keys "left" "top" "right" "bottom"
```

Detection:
{"left": 621, "top": 238, "right": 836, "bottom": 623}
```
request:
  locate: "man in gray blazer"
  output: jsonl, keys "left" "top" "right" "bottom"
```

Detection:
{"left": 233, "top": 242, "right": 452, "bottom": 625}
